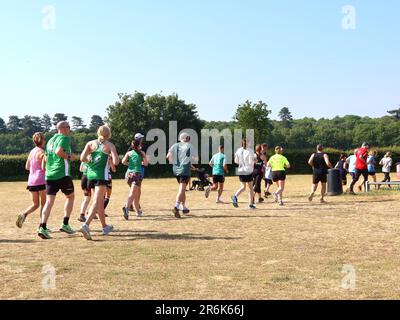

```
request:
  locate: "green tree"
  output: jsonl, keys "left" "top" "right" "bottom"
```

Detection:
{"left": 41, "top": 114, "right": 52, "bottom": 132}
{"left": 387, "top": 107, "right": 400, "bottom": 120}
{"left": 234, "top": 100, "right": 272, "bottom": 144}
{"left": 106, "top": 92, "right": 203, "bottom": 151}
{"left": 89, "top": 115, "right": 105, "bottom": 132}
{"left": 7, "top": 116, "right": 22, "bottom": 133}
{"left": 21, "top": 115, "right": 43, "bottom": 136}
{"left": 278, "top": 107, "right": 293, "bottom": 128}
{"left": 0, "top": 117, "right": 7, "bottom": 133}
{"left": 52, "top": 113, "right": 68, "bottom": 128}
{"left": 71, "top": 116, "right": 86, "bottom": 132}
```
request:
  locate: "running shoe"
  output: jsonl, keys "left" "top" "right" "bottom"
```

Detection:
{"left": 216, "top": 199, "right": 224, "bottom": 204}
{"left": 205, "top": 187, "right": 211, "bottom": 199}
{"left": 16, "top": 213, "right": 26, "bottom": 229}
{"left": 122, "top": 206, "right": 129, "bottom": 220}
{"left": 258, "top": 197, "right": 264, "bottom": 203}
{"left": 349, "top": 190, "right": 356, "bottom": 195}
{"left": 264, "top": 191, "right": 272, "bottom": 197}
{"left": 38, "top": 227, "right": 52, "bottom": 240}
{"left": 77, "top": 215, "right": 86, "bottom": 222}
{"left": 60, "top": 224, "right": 76, "bottom": 234}
{"left": 80, "top": 224, "right": 92, "bottom": 240}
{"left": 273, "top": 193, "right": 278, "bottom": 203}
{"left": 279, "top": 201, "right": 284, "bottom": 206}
{"left": 320, "top": 199, "right": 327, "bottom": 204}
{"left": 102, "top": 224, "right": 114, "bottom": 236}
{"left": 231, "top": 195, "right": 239, "bottom": 208}
{"left": 248, "top": 204, "right": 256, "bottom": 210}
{"left": 308, "top": 193, "right": 314, "bottom": 202}
{"left": 172, "top": 207, "right": 181, "bottom": 219}
{"left": 182, "top": 208, "right": 190, "bottom": 215}
{"left": 136, "top": 211, "right": 144, "bottom": 217}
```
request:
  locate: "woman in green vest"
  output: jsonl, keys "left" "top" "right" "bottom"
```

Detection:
{"left": 79, "top": 125, "right": 120, "bottom": 240}
{"left": 122, "top": 139, "right": 148, "bottom": 219}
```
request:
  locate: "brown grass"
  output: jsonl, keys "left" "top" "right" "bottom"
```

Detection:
{"left": 1, "top": 174, "right": 400, "bottom": 300}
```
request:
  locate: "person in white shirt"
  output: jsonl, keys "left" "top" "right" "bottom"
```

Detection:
{"left": 231, "top": 139, "right": 256, "bottom": 209}
{"left": 380, "top": 151, "right": 393, "bottom": 185}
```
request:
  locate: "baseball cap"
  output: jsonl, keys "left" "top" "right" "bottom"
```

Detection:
{"left": 134, "top": 133, "right": 145, "bottom": 140}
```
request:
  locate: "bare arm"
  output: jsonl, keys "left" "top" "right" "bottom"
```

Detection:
{"left": 141, "top": 150, "right": 148, "bottom": 167}
{"left": 308, "top": 154, "right": 315, "bottom": 167}
{"left": 41, "top": 155, "right": 47, "bottom": 171}
{"left": 122, "top": 152, "right": 131, "bottom": 166}
{"left": 324, "top": 154, "right": 333, "bottom": 169}
{"left": 25, "top": 154, "right": 31, "bottom": 171}
{"left": 56, "top": 147, "right": 74, "bottom": 161}
{"left": 109, "top": 144, "right": 120, "bottom": 167}
{"left": 80, "top": 143, "right": 93, "bottom": 163}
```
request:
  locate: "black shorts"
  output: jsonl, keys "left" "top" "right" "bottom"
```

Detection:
{"left": 272, "top": 171, "right": 286, "bottom": 182}
{"left": 46, "top": 177, "right": 74, "bottom": 196}
{"left": 368, "top": 171, "right": 376, "bottom": 176}
{"left": 88, "top": 179, "right": 110, "bottom": 189}
{"left": 239, "top": 174, "right": 253, "bottom": 183}
{"left": 27, "top": 185, "right": 46, "bottom": 192}
{"left": 264, "top": 178, "right": 273, "bottom": 185}
{"left": 213, "top": 175, "right": 225, "bottom": 184}
{"left": 313, "top": 173, "right": 327, "bottom": 184}
{"left": 127, "top": 172, "right": 143, "bottom": 187}
{"left": 176, "top": 175, "right": 190, "bottom": 184}
{"left": 81, "top": 175, "right": 89, "bottom": 191}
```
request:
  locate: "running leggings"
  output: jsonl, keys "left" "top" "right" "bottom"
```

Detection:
{"left": 382, "top": 173, "right": 391, "bottom": 183}
{"left": 253, "top": 172, "right": 263, "bottom": 194}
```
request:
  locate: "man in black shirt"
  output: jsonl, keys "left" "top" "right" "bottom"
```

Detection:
{"left": 308, "top": 144, "right": 333, "bottom": 203}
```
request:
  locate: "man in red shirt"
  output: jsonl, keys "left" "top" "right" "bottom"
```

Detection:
{"left": 349, "top": 142, "right": 370, "bottom": 194}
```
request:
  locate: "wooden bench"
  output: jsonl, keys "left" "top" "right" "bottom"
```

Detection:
{"left": 365, "top": 181, "right": 400, "bottom": 192}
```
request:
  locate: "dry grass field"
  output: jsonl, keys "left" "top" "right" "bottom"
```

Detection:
{"left": 1, "top": 174, "right": 400, "bottom": 300}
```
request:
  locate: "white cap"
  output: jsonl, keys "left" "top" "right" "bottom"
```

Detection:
{"left": 135, "top": 133, "right": 145, "bottom": 140}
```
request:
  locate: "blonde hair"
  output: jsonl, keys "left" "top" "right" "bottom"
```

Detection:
{"left": 97, "top": 125, "right": 111, "bottom": 143}
{"left": 32, "top": 132, "right": 45, "bottom": 147}
{"left": 385, "top": 151, "right": 392, "bottom": 158}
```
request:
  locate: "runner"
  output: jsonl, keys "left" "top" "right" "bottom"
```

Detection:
{"left": 349, "top": 142, "right": 370, "bottom": 195}
{"left": 79, "top": 125, "right": 119, "bottom": 240}
{"left": 380, "top": 151, "right": 393, "bottom": 186}
{"left": 16, "top": 132, "right": 46, "bottom": 229}
{"left": 38, "top": 121, "right": 76, "bottom": 239}
{"left": 345, "top": 149, "right": 357, "bottom": 190}
{"left": 231, "top": 139, "right": 256, "bottom": 209}
{"left": 122, "top": 139, "right": 148, "bottom": 219}
{"left": 266, "top": 146, "right": 290, "bottom": 206}
{"left": 307, "top": 144, "right": 333, "bottom": 203}
{"left": 252, "top": 144, "right": 266, "bottom": 204}
{"left": 167, "top": 132, "right": 198, "bottom": 218}
{"left": 262, "top": 143, "right": 273, "bottom": 197}
{"left": 205, "top": 144, "right": 228, "bottom": 203}
{"left": 335, "top": 153, "right": 348, "bottom": 186}
{"left": 367, "top": 150, "right": 378, "bottom": 190}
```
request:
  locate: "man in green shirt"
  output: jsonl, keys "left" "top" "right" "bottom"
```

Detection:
{"left": 38, "top": 121, "right": 76, "bottom": 239}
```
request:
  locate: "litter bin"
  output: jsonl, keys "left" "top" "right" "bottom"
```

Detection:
{"left": 327, "top": 169, "right": 343, "bottom": 196}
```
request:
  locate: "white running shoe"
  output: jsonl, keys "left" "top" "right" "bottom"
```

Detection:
{"left": 102, "top": 224, "right": 114, "bottom": 236}
{"left": 80, "top": 224, "right": 92, "bottom": 240}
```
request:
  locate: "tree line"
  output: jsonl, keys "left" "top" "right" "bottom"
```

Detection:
{"left": 0, "top": 92, "right": 399, "bottom": 155}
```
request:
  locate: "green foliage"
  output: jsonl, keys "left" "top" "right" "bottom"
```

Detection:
{"left": 234, "top": 100, "right": 272, "bottom": 144}
{"left": 106, "top": 92, "right": 204, "bottom": 152}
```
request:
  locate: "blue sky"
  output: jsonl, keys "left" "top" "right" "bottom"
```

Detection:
{"left": 0, "top": 0, "right": 399, "bottom": 124}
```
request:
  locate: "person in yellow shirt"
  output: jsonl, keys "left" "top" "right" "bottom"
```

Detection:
{"left": 266, "top": 146, "right": 290, "bottom": 206}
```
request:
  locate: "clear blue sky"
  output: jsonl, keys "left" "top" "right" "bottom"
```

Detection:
{"left": 0, "top": 0, "right": 399, "bottom": 124}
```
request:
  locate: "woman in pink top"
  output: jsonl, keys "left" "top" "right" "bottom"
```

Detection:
{"left": 16, "top": 132, "right": 46, "bottom": 228}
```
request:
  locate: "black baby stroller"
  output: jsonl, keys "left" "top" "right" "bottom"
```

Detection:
{"left": 190, "top": 168, "right": 212, "bottom": 191}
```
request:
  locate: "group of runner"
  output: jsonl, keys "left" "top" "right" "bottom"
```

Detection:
{"left": 16, "top": 122, "right": 395, "bottom": 240}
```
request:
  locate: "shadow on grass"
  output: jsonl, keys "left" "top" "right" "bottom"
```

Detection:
{"left": 0, "top": 239, "right": 36, "bottom": 243}
{"left": 107, "top": 231, "right": 241, "bottom": 241}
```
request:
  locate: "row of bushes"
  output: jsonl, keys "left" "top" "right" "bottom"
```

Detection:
{"left": 1, "top": 148, "right": 399, "bottom": 182}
